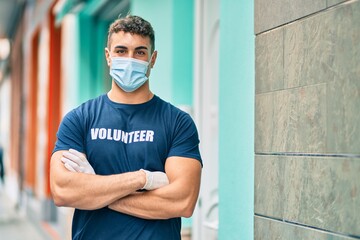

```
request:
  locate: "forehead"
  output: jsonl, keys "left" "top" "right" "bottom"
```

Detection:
{"left": 109, "top": 31, "right": 151, "bottom": 50}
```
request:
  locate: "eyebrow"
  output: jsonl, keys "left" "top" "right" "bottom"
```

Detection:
{"left": 114, "top": 45, "right": 149, "bottom": 51}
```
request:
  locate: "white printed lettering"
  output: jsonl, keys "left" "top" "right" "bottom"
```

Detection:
{"left": 128, "top": 132, "right": 135, "bottom": 143}
{"left": 121, "top": 131, "right": 128, "bottom": 143}
{"left": 90, "top": 128, "right": 154, "bottom": 144}
{"left": 99, "top": 128, "right": 106, "bottom": 139}
{"left": 140, "top": 130, "right": 146, "bottom": 141}
{"left": 133, "top": 131, "right": 140, "bottom": 142}
{"left": 113, "top": 129, "right": 121, "bottom": 141}
{"left": 91, "top": 128, "right": 99, "bottom": 140}
{"left": 107, "top": 129, "right": 113, "bottom": 140}
{"left": 146, "top": 130, "right": 154, "bottom": 142}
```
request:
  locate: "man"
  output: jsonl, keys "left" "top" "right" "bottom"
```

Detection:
{"left": 50, "top": 15, "right": 202, "bottom": 240}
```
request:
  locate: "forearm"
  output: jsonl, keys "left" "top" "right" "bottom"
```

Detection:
{"left": 108, "top": 157, "right": 201, "bottom": 219}
{"left": 52, "top": 171, "right": 144, "bottom": 210}
{"left": 108, "top": 179, "right": 200, "bottom": 219}
{"left": 50, "top": 151, "right": 145, "bottom": 210}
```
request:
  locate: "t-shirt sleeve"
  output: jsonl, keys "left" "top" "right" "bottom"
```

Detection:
{"left": 168, "top": 113, "right": 203, "bottom": 166}
{"left": 53, "top": 109, "right": 85, "bottom": 154}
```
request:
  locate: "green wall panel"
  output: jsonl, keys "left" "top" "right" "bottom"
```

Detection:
{"left": 77, "top": 14, "right": 94, "bottom": 104}
{"left": 172, "top": 0, "right": 194, "bottom": 106}
{"left": 131, "top": 0, "right": 173, "bottom": 102}
{"left": 95, "top": 19, "right": 111, "bottom": 94}
{"left": 219, "top": 0, "right": 254, "bottom": 239}
{"left": 76, "top": 13, "right": 110, "bottom": 104}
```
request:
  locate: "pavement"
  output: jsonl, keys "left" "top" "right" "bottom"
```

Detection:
{"left": 0, "top": 185, "right": 54, "bottom": 240}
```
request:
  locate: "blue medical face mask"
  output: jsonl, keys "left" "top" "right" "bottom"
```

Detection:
{"left": 109, "top": 57, "right": 150, "bottom": 92}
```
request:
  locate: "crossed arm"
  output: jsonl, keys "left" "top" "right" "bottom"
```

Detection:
{"left": 50, "top": 150, "right": 146, "bottom": 210}
{"left": 50, "top": 150, "right": 202, "bottom": 219}
{"left": 108, "top": 156, "right": 202, "bottom": 219}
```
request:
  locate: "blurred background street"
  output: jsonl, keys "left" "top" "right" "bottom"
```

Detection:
{"left": 0, "top": 186, "right": 56, "bottom": 240}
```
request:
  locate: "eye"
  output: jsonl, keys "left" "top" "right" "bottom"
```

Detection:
{"left": 115, "top": 49, "right": 126, "bottom": 54}
{"left": 136, "top": 50, "right": 146, "bottom": 56}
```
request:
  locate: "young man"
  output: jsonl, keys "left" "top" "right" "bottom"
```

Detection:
{"left": 50, "top": 15, "right": 202, "bottom": 239}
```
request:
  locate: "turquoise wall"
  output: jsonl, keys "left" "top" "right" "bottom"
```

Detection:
{"left": 76, "top": 13, "right": 109, "bottom": 104}
{"left": 219, "top": 0, "right": 254, "bottom": 239}
{"left": 77, "top": 14, "right": 93, "bottom": 104}
{"left": 94, "top": 20, "right": 111, "bottom": 93}
{"left": 131, "top": 0, "right": 194, "bottom": 106}
{"left": 131, "top": 0, "right": 173, "bottom": 102}
{"left": 171, "top": 0, "right": 194, "bottom": 106}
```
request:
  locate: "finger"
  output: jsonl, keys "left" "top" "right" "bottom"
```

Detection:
{"left": 63, "top": 151, "right": 82, "bottom": 165}
{"left": 61, "top": 158, "right": 82, "bottom": 172}
{"left": 61, "top": 157, "right": 67, "bottom": 164}
{"left": 61, "top": 155, "right": 80, "bottom": 167}
{"left": 69, "top": 149, "right": 87, "bottom": 162}
{"left": 64, "top": 162, "right": 76, "bottom": 172}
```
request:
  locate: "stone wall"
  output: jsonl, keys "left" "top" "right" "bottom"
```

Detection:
{"left": 254, "top": 0, "right": 360, "bottom": 239}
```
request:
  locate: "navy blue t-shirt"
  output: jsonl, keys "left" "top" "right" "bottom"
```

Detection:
{"left": 53, "top": 94, "right": 202, "bottom": 240}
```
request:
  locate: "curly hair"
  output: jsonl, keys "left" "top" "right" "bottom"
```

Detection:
{"left": 107, "top": 15, "right": 155, "bottom": 53}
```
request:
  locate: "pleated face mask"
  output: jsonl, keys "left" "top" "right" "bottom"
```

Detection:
{"left": 110, "top": 57, "right": 150, "bottom": 92}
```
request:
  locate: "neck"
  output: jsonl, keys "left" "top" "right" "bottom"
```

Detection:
{"left": 107, "top": 81, "right": 154, "bottom": 104}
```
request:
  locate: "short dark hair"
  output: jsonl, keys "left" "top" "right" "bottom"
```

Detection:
{"left": 107, "top": 15, "right": 155, "bottom": 53}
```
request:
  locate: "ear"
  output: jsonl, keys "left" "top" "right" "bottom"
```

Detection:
{"left": 149, "top": 50, "right": 157, "bottom": 68}
{"left": 105, "top": 48, "right": 111, "bottom": 67}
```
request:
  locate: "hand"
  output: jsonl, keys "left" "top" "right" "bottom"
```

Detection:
{"left": 61, "top": 149, "right": 95, "bottom": 175}
{"left": 140, "top": 169, "right": 169, "bottom": 190}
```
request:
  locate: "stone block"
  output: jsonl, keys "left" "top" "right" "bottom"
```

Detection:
{"left": 284, "top": 0, "right": 360, "bottom": 90}
{"left": 255, "top": 155, "right": 360, "bottom": 236}
{"left": 284, "top": 12, "right": 334, "bottom": 89}
{"left": 255, "top": 0, "right": 326, "bottom": 34}
{"left": 255, "top": 84, "right": 326, "bottom": 153}
{"left": 285, "top": 156, "right": 360, "bottom": 236}
{"left": 326, "top": 1, "right": 360, "bottom": 154}
{"left": 327, "top": 80, "right": 360, "bottom": 154}
{"left": 254, "top": 155, "right": 285, "bottom": 219}
{"left": 255, "top": 28, "right": 284, "bottom": 93}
